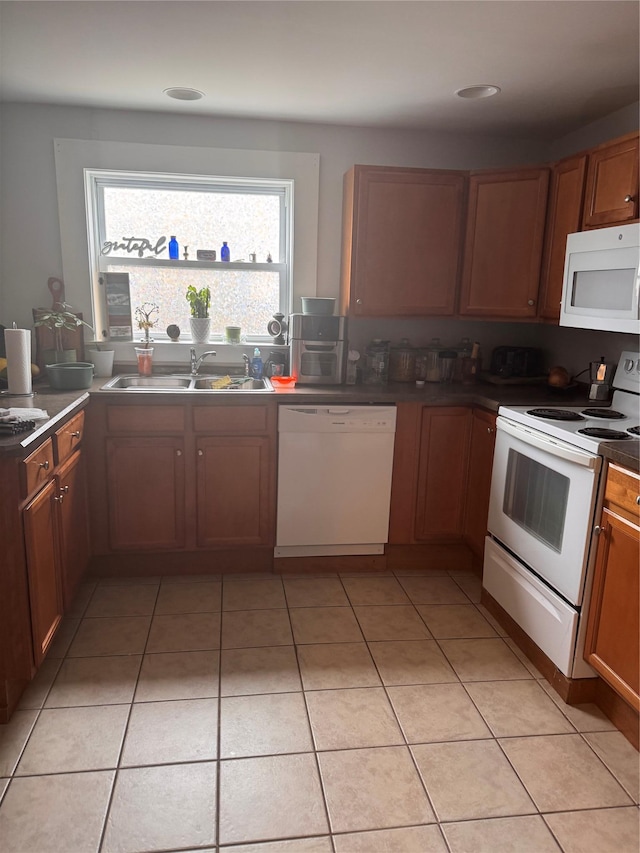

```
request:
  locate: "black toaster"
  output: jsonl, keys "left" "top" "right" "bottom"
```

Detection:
{"left": 490, "top": 346, "right": 543, "bottom": 378}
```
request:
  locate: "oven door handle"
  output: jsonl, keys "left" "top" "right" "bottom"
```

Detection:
{"left": 496, "top": 417, "right": 602, "bottom": 471}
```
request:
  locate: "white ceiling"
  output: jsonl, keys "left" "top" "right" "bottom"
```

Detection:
{"left": 1, "top": 1, "right": 638, "bottom": 139}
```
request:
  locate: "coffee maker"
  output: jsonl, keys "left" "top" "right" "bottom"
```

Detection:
{"left": 589, "top": 356, "right": 616, "bottom": 401}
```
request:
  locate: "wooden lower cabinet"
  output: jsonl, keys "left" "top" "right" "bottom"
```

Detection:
{"left": 22, "top": 480, "right": 64, "bottom": 666}
{"left": 106, "top": 437, "right": 186, "bottom": 550}
{"left": 584, "top": 464, "right": 640, "bottom": 711}
{"left": 390, "top": 404, "right": 472, "bottom": 544}
{"left": 196, "top": 436, "right": 273, "bottom": 547}
{"left": 57, "top": 451, "right": 91, "bottom": 610}
{"left": 462, "top": 409, "right": 497, "bottom": 560}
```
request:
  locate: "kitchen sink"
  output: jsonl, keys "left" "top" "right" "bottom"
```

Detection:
{"left": 100, "top": 374, "right": 274, "bottom": 392}
{"left": 101, "top": 375, "right": 194, "bottom": 390}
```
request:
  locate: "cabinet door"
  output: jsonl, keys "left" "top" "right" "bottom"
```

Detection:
{"left": 582, "top": 133, "right": 639, "bottom": 228}
{"left": 459, "top": 167, "right": 549, "bottom": 318}
{"left": 56, "top": 451, "right": 90, "bottom": 610}
{"left": 196, "top": 436, "right": 274, "bottom": 547}
{"left": 584, "top": 508, "right": 639, "bottom": 711}
{"left": 106, "top": 437, "right": 186, "bottom": 550}
{"left": 415, "top": 407, "right": 471, "bottom": 541}
{"left": 463, "top": 409, "right": 497, "bottom": 559}
{"left": 342, "top": 166, "right": 466, "bottom": 316}
{"left": 538, "top": 154, "right": 587, "bottom": 321}
{"left": 23, "top": 480, "right": 63, "bottom": 666}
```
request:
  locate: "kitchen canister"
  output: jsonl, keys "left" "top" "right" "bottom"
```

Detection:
{"left": 363, "top": 339, "right": 390, "bottom": 385}
{"left": 389, "top": 338, "right": 416, "bottom": 382}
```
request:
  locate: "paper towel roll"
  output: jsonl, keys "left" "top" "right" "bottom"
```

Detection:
{"left": 5, "top": 328, "right": 33, "bottom": 395}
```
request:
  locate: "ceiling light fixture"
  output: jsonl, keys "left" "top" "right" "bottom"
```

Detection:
{"left": 455, "top": 84, "right": 501, "bottom": 100}
{"left": 163, "top": 87, "right": 205, "bottom": 101}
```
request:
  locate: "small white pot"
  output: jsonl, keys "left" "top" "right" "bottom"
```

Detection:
{"left": 190, "top": 317, "right": 211, "bottom": 344}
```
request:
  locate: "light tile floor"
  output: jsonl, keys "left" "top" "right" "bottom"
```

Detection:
{"left": 0, "top": 569, "right": 638, "bottom": 853}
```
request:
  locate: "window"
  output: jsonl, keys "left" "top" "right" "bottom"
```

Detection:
{"left": 85, "top": 170, "right": 292, "bottom": 341}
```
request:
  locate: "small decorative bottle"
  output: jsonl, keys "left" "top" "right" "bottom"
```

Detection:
{"left": 221, "top": 242, "right": 230, "bottom": 262}
{"left": 168, "top": 236, "right": 179, "bottom": 259}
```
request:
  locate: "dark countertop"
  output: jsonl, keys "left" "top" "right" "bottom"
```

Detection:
{"left": 600, "top": 441, "right": 640, "bottom": 474}
{"left": 0, "top": 374, "right": 609, "bottom": 455}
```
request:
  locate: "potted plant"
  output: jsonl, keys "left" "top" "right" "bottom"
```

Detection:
{"left": 186, "top": 285, "right": 211, "bottom": 344}
{"left": 135, "top": 302, "right": 159, "bottom": 346}
{"left": 34, "top": 302, "right": 92, "bottom": 364}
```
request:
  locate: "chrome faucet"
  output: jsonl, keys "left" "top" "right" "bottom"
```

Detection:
{"left": 190, "top": 347, "right": 217, "bottom": 376}
{"left": 242, "top": 353, "right": 251, "bottom": 376}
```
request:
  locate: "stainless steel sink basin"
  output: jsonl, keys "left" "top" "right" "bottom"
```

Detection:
{"left": 101, "top": 375, "right": 194, "bottom": 390}
{"left": 100, "top": 374, "right": 274, "bottom": 392}
{"left": 192, "top": 377, "right": 272, "bottom": 391}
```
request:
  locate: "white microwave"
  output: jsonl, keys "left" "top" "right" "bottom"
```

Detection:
{"left": 560, "top": 223, "right": 640, "bottom": 334}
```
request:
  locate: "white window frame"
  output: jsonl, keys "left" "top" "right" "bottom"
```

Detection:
{"left": 85, "top": 169, "right": 293, "bottom": 342}
{"left": 54, "top": 139, "right": 320, "bottom": 354}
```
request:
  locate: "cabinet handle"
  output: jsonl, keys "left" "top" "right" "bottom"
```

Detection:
{"left": 70, "top": 431, "right": 81, "bottom": 438}
{"left": 624, "top": 194, "right": 633, "bottom": 203}
{"left": 527, "top": 299, "right": 535, "bottom": 306}
{"left": 38, "top": 460, "right": 50, "bottom": 471}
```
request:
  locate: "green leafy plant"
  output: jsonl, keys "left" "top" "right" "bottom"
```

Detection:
{"left": 34, "top": 302, "right": 92, "bottom": 352}
{"left": 186, "top": 285, "right": 211, "bottom": 319}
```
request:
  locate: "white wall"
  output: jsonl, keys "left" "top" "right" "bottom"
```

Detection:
{"left": 0, "top": 102, "right": 637, "bottom": 371}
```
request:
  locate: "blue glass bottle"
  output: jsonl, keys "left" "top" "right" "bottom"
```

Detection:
{"left": 221, "top": 241, "right": 230, "bottom": 262}
{"left": 168, "top": 236, "right": 179, "bottom": 259}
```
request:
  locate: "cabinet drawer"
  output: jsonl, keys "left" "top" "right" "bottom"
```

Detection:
{"left": 106, "top": 405, "right": 185, "bottom": 433}
{"left": 605, "top": 464, "right": 640, "bottom": 521}
{"left": 193, "top": 405, "right": 270, "bottom": 434}
{"left": 22, "top": 438, "right": 54, "bottom": 499}
{"left": 54, "top": 410, "right": 85, "bottom": 464}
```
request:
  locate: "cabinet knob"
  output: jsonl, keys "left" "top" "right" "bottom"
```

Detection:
{"left": 176, "top": 449, "right": 182, "bottom": 457}
{"left": 61, "top": 485, "right": 69, "bottom": 493}
{"left": 487, "top": 427, "right": 495, "bottom": 434}
{"left": 54, "top": 493, "right": 64, "bottom": 503}
{"left": 198, "top": 449, "right": 204, "bottom": 457}
{"left": 356, "top": 298, "right": 363, "bottom": 305}
{"left": 38, "top": 460, "right": 50, "bottom": 471}
{"left": 636, "top": 495, "right": 640, "bottom": 506}
{"left": 527, "top": 299, "right": 535, "bottom": 306}
{"left": 70, "top": 431, "right": 81, "bottom": 438}
{"left": 624, "top": 194, "right": 633, "bottom": 203}
{"left": 594, "top": 525, "right": 603, "bottom": 536}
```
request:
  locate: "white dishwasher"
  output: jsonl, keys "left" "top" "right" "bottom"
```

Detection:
{"left": 275, "top": 405, "right": 397, "bottom": 557}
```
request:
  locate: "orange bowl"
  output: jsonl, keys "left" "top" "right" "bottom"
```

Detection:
{"left": 270, "top": 375, "right": 296, "bottom": 388}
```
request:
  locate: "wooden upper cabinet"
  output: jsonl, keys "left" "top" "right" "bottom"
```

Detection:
{"left": 340, "top": 165, "right": 467, "bottom": 317}
{"left": 459, "top": 166, "right": 549, "bottom": 319}
{"left": 538, "top": 154, "right": 587, "bottom": 322}
{"left": 582, "top": 132, "right": 639, "bottom": 229}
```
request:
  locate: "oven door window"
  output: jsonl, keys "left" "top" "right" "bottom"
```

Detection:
{"left": 503, "top": 449, "right": 569, "bottom": 552}
{"left": 301, "top": 351, "right": 337, "bottom": 377}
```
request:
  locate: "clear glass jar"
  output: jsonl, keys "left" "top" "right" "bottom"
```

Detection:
{"left": 454, "top": 336, "right": 472, "bottom": 382}
{"left": 389, "top": 338, "right": 416, "bottom": 382}
{"left": 364, "top": 340, "right": 390, "bottom": 385}
{"left": 424, "top": 337, "right": 443, "bottom": 382}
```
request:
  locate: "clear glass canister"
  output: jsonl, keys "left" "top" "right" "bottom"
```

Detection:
{"left": 424, "top": 337, "right": 443, "bottom": 382}
{"left": 453, "top": 337, "right": 472, "bottom": 383}
{"left": 364, "top": 340, "right": 390, "bottom": 385}
{"left": 389, "top": 338, "right": 416, "bottom": 382}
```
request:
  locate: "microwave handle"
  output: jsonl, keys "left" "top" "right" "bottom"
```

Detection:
{"left": 496, "top": 417, "right": 602, "bottom": 471}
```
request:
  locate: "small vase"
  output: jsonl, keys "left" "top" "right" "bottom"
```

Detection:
{"left": 190, "top": 318, "right": 211, "bottom": 344}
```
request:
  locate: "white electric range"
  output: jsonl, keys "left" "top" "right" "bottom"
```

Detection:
{"left": 483, "top": 351, "right": 639, "bottom": 679}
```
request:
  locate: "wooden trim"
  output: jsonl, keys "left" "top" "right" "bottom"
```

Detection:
{"left": 88, "top": 547, "right": 275, "bottom": 577}
{"left": 595, "top": 678, "right": 640, "bottom": 751}
{"left": 274, "top": 553, "right": 387, "bottom": 575}
{"left": 386, "top": 543, "right": 472, "bottom": 573}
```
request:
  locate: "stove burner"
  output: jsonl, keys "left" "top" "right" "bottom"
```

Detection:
{"left": 577, "top": 427, "right": 632, "bottom": 440}
{"left": 581, "top": 408, "right": 626, "bottom": 419}
{"left": 527, "top": 408, "right": 584, "bottom": 421}
{"left": 627, "top": 426, "right": 640, "bottom": 436}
